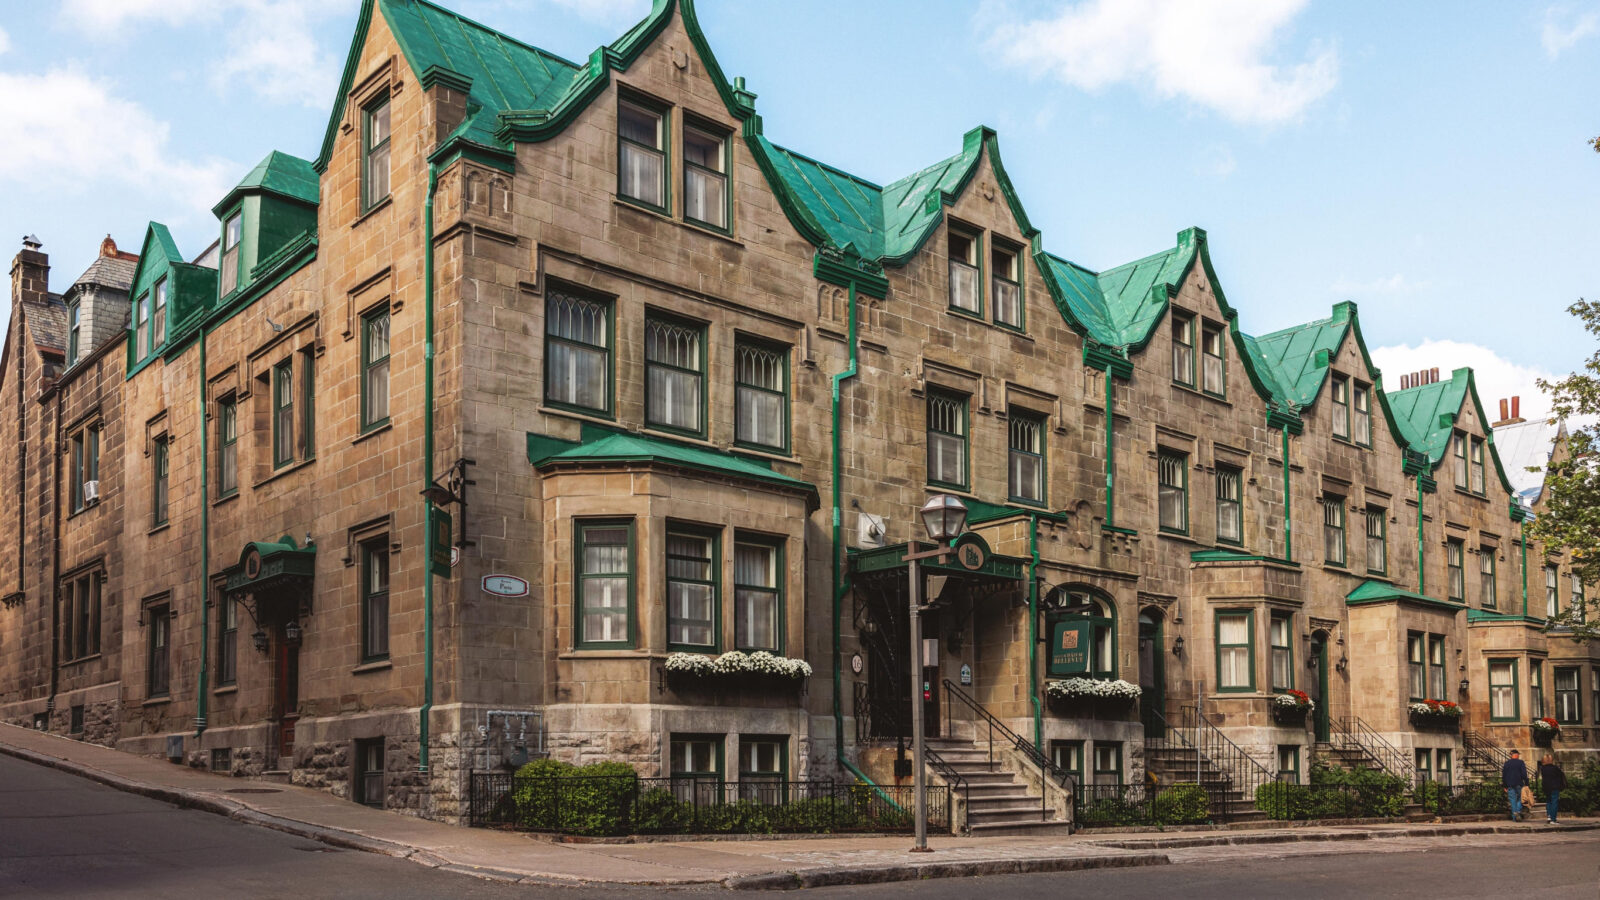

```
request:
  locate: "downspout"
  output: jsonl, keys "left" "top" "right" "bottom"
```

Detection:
{"left": 419, "top": 163, "right": 440, "bottom": 773}
{"left": 1416, "top": 476, "right": 1426, "bottom": 595}
{"left": 1103, "top": 368, "right": 1115, "bottom": 528}
{"left": 830, "top": 280, "right": 865, "bottom": 784}
{"left": 48, "top": 386, "right": 62, "bottom": 715}
{"left": 1520, "top": 523, "right": 1528, "bottom": 618}
{"left": 195, "top": 328, "right": 209, "bottom": 735}
{"left": 1028, "top": 513, "right": 1041, "bottom": 750}
{"left": 1280, "top": 426, "right": 1293, "bottom": 562}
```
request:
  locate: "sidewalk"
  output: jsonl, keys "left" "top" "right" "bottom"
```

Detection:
{"left": 2, "top": 724, "right": 1592, "bottom": 890}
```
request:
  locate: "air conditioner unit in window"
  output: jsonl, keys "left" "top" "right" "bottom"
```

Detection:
{"left": 83, "top": 480, "right": 99, "bottom": 504}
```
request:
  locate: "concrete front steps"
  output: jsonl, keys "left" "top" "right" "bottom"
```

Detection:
{"left": 925, "top": 737, "right": 1074, "bottom": 836}
{"left": 1144, "top": 742, "right": 1270, "bottom": 824}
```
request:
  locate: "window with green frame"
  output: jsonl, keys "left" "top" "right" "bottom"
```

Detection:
{"left": 151, "top": 277, "right": 167, "bottom": 353}
{"left": 1353, "top": 383, "right": 1372, "bottom": 446}
{"left": 300, "top": 346, "right": 315, "bottom": 459}
{"left": 683, "top": 120, "right": 729, "bottom": 231}
{"left": 1428, "top": 635, "right": 1446, "bottom": 699}
{"left": 1414, "top": 748, "right": 1431, "bottom": 782}
{"left": 220, "top": 212, "right": 242, "bottom": 297}
{"left": 644, "top": 314, "right": 705, "bottom": 437}
{"left": 361, "top": 539, "right": 390, "bottom": 662}
{"left": 67, "top": 300, "right": 81, "bottom": 366}
{"left": 1365, "top": 506, "right": 1386, "bottom": 575}
{"left": 1530, "top": 660, "right": 1545, "bottom": 719}
{"left": 991, "top": 239, "right": 1023, "bottom": 329}
{"left": 666, "top": 528, "right": 718, "bottom": 652}
{"left": 134, "top": 290, "right": 150, "bottom": 360}
{"left": 1330, "top": 375, "right": 1350, "bottom": 439}
{"left": 734, "top": 537, "right": 781, "bottom": 652}
{"left": 151, "top": 435, "right": 169, "bottom": 527}
{"left": 947, "top": 225, "right": 980, "bottom": 315}
{"left": 216, "top": 396, "right": 238, "bottom": 496}
{"left": 1488, "top": 659, "right": 1518, "bottom": 721}
{"left": 1546, "top": 566, "right": 1559, "bottom": 618}
{"left": 926, "top": 390, "right": 968, "bottom": 489}
{"left": 576, "top": 520, "right": 633, "bottom": 648}
{"left": 1269, "top": 614, "right": 1293, "bottom": 691}
{"left": 1322, "top": 497, "right": 1345, "bottom": 567}
{"left": 1446, "top": 539, "right": 1465, "bottom": 601}
{"left": 669, "top": 733, "right": 722, "bottom": 779}
{"left": 1056, "top": 589, "right": 1116, "bottom": 680}
{"left": 1215, "top": 610, "right": 1254, "bottom": 692}
{"left": 362, "top": 305, "right": 391, "bottom": 431}
{"left": 216, "top": 591, "right": 237, "bottom": 686}
{"left": 272, "top": 360, "right": 295, "bottom": 468}
{"left": 1435, "top": 748, "right": 1452, "bottom": 786}
{"left": 737, "top": 736, "right": 786, "bottom": 802}
{"left": 1469, "top": 436, "right": 1485, "bottom": 495}
{"left": 734, "top": 339, "right": 787, "bottom": 451}
{"left": 362, "top": 94, "right": 391, "bottom": 212}
{"left": 1572, "top": 575, "right": 1585, "bottom": 624}
{"left": 1407, "top": 632, "right": 1426, "bottom": 701}
{"left": 1479, "top": 547, "right": 1496, "bottom": 609}
{"left": 1200, "top": 321, "right": 1225, "bottom": 397}
{"left": 1277, "top": 745, "right": 1300, "bottom": 781}
{"left": 545, "top": 288, "right": 611, "bottom": 415}
{"left": 1092, "top": 742, "right": 1122, "bottom": 787}
{"left": 1554, "top": 667, "right": 1580, "bottom": 724}
{"left": 1007, "top": 409, "right": 1046, "bottom": 505}
{"left": 618, "top": 96, "right": 668, "bottom": 212}
{"left": 1215, "top": 465, "right": 1242, "bottom": 545}
{"left": 1452, "top": 432, "right": 1468, "bottom": 489}
{"left": 1171, "top": 312, "right": 1195, "bottom": 387}
{"left": 1157, "top": 449, "right": 1187, "bottom": 534}
{"left": 1050, "top": 740, "right": 1084, "bottom": 789}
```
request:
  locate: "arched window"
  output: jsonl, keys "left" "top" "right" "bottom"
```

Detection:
{"left": 1053, "top": 586, "right": 1117, "bottom": 680}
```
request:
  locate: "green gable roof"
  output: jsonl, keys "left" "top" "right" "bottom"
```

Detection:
{"left": 1346, "top": 578, "right": 1459, "bottom": 611}
{"left": 530, "top": 431, "right": 817, "bottom": 498}
{"left": 1387, "top": 367, "right": 1516, "bottom": 493}
{"left": 212, "top": 150, "right": 319, "bottom": 216}
{"left": 1245, "top": 302, "right": 1354, "bottom": 411}
{"left": 1042, "top": 245, "right": 1188, "bottom": 350}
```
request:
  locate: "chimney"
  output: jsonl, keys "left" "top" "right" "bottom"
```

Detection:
{"left": 1493, "top": 395, "right": 1526, "bottom": 428}
{"left": 1429, "top": 367, "right": 1439, "bottom": 384}
{"left": 1499, "top": 399, "right": 1508, "bottom": 422}
{"left": 11, "top": 235, "right": 49, "bottom": 311}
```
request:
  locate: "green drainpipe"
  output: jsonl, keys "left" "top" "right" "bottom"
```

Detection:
{"left": 1520, "top": 525, "right": 1528, "bottom": 618}
{"left": 1028, "top": 513, "right": 1041, "bottom": 750}
{"left": 1416, "top": 476, "right": 1426, "bottom": 595}
{"left": 1281, "top": 426, "right": 1293, "bottom": 562}
{"left": 419, "top": 163, "right": 439, "bottom": 773}
{"left": 1103, "top": 367, "right": 1115, "bottom": 528}
{"left": 195, "top": 326, "right": 209, "bottom": 736}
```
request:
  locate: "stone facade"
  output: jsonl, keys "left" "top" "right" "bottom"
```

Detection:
{"left": 0, "top": 0, "right": 1591, "bottom": 830}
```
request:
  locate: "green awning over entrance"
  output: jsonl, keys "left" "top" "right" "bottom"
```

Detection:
{"left": 221, "top": 536, "right": 316, "bottom": 597}
{"left": 850, "top": 538, "right": 1028, "bottom": 583}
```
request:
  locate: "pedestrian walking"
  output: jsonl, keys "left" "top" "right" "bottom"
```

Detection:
{"left": 1538, "top": 754, "right": 1566, "bottom": 824}
{"left": 1502, "top": 749, "right": 1529, "bottom": 821}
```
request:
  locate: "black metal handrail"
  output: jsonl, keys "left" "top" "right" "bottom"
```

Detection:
{"left": 943, "top": 678, "right": 1076, "bottom": 824}
{"left": 1184, "top": 704, "right": 1275, "bottom": 819}
{"left": 923, "top": 746, "right": 967, "bottom": 801}
{"left": 1463, "top": 729, "right": 1511, "bottom": 775}
{"left": 1332, "top": 716, "right": 1416, "bottom": 782}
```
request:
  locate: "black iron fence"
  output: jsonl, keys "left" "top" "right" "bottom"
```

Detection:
{"left": 468, "top": 773, "right": 947, "bottom": 836}
{"left": 1253, "top": 777, "right": 1409, "bottom": 820}
{"left": 1411, "top": 778, "right": 1511, "bottom": 817}
{"left": 1074, "top": 782, "right": 1212, "bottom": 828}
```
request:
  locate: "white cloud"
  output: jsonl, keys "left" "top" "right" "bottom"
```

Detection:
{"left": 0, "top": 67, "right": 234, "bottom": 220}
{"left": 986, "top": 0, "right": 1338, "bottom": 125}
{"left": 0, "top": 26, "right": 11, "bottom": 56}
{"left": 1541, "top": 6, "right": 1599, "bottom": 58}
{"left": 1329, "top": 273, "right": 1428, "bottom": 296}
{"left": 1372, "top": 340, "right": 1560, "bottom": 421}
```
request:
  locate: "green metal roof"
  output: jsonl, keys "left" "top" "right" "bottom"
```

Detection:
{"left": 1345, "top": 579, "right": 1459, "bottom": 611}
{"left": 1245, "top": 302, "right": 1354, "bottom": 411}
{"left": 529, "top": 431, "right": 817, "bottom": 496}
{"left": 212, "top": 151, "right": 319, "bottom": 216}
{"left": 1387, "top": 369, "right": 1471, "bottom": 465}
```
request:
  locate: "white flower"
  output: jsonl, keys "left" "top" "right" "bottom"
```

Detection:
{"left": 1045, "top": 678, "right": 1142, "bottom": 702}
{"left": 665, "top": 650, "right": 811, "bottom": 680}
{"left": 1274, "top": 693, "right": 1314, "bottom": 711}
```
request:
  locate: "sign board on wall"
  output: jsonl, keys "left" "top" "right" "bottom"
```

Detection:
{"left": 1048, "top": 620, "right": 1092, "bottom": 676}
{"left": 428, "top": 508, "right": 453, "bottom": 578}
{"left": 482, "top": 575, "right": 530, "bottom": 597}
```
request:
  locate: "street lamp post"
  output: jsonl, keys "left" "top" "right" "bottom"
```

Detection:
{"left": 905, "top": 494, "right": 968, "bottom": 853}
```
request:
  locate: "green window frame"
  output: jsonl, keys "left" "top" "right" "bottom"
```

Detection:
{"left": 152, "top": 435, "right": 169, "bottom": 527}
{"left": 1488, "top": 659, "right": 1518, "bottom": 722}
{"left": 737, "top": 735, "right": 787, "bottom": 802}
{"left": 733, "top": 338, "right": 789, "bottom": 452}
{"left": 1215, "top": 465, "right": 1242, "bottom": 545}
{"left": 362, "top": 94, "right": 391, "bottom": 212}
{"left": 926, "top": 390, "right": 969, "bottom": 490}
{"left": 1428, "top": 635, "right": 1447, "bottom": 700}
{"left": 361, "top": 540, "right": 390, "bottom": 663}
{"left": 1171, "top": 312, "right": 1195, "bottom": 387}
{"left": 991, "top": 239, "right": 1024, "bottom": 330}
{"left": 683, "top": 119, "right": 730, "bottom": 232}
{"left": 134, "top": 291, "right": 150, "bottom": 360}
{"left": 220, "top": 211, "right": 242, "bottom": 298}
{"left": 1270, "top": 614, "right": 1293, "bottom": 691}
{"left": 1322, "top": 497, "right": 1345, "bottom": 567}
{"left": 361, "top": 305, "right": 391, "bottom": 432}
{"left": 644, "top": 314, "right": 707, "bottom": 438}
{"left": 1554, "top": 667, "right": 1580, "bottom": 724}
{"left": 666, "top": 527, "right": 719, "bottom": 652}
{"left": 1277, "top": 745, "right": 1300, "bottom": 781}
{"left": 1546, "top": 566, "right": 1559, "bottom": 618}
{"left": 1414, "top": 748, "right": 1432, "bottom": 781}
{"left": 300, "top": 347, "right": 315, "bottom": 459}
{"left": 669, "top": 733, "right": 723, "bottom": 779}
{"left": 1054, "top": 589, "right": 1117, "bottom": 680}
{"left": 1480, "top": 547, "right": 1496, "bottom": 609}
{"left": 146, "top": 601, "right": 171, "bottom": 698}
{"left": 1050, "top": 740, "right": 1084, "bottom": 788}
{"left": 1091, "top": 742, "right": 1123, "bottom": 787}
{"left": 217, "top": 397, "right": 238, "bottom": 497}
{"left": 1353, "top": 383, "right": 1372, "bottom": 447}
{"left": 1469, "top": 436, "right": 1485, "bottom": 495}
{"left": 617, "top": 95, "right": 669, "bottom": 213}
{"left": 1200, "top": 321, "right": 1226, "bottom": 397}
{"left": 544, "top": 288, "right": 613, "bottom": 416}
{"left": 1157, "top": 449, "right": 1188, "bottom": 534}
{"left": 1435, "top": 748, "right": 1452, "bottom": 787}
{"left": 272, "top": 359, "right": 295, "bottom": 468}
{"left": 1330, "top": 375, "right": 1350, "bottom": 440}
{"left": 216, "top": 591, "right": 237, "bottom": 687}
{"left": 1365, "top": 506, "right": 1386, "bottom": 575}
{"left": 1452, "top": 432, "right": 1468, "bottom": 489}
{"left": 947, "top": 225, "right": 981, "bottom": 316}
{"left": 151, "top": 276, "right": 167, "bottom": 353}
{"left": 575, "top": 519, "right": 634, "bottom": 649}
{"left": 1215, "top": 609, "right": 1255, "bottom": 692}
{"left": 1446, "top": 539, "right": 1465, "bottom": 602}
{"left": 1007, "top": 409, "right": 1046, "bottom": 506}
{"left": 734, "top": 536, "right": 782, "bottom": 653}
{"left": 1407, "top": 632, "right": 1426, "bottom": 701}
{"left": 1572, "top": 575, "right": 1585, "bottom": 624}
{"left": 67, "top": 300, "right": 81, "bottom": 366}
{"left": 1530, "top": 660, "right": 1545, "bottom": 719}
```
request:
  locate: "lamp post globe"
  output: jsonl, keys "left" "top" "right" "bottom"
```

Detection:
{"left": 920, "top": 494, "right": 968, "bottom": 542}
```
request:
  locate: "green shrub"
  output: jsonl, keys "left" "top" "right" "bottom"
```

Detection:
{"left": 559, "top": 762, "right": 638, "bottom": 836}
{"left": 634, "top": 787, "right": 693, "bottom": 834}
{"left": 1152, "top": 782, "right": 1210, "bottom": 825}
{"left": 1077, "top": 794, "right": 1149, "bottom": 827}
{"left": 512, "top": 759, "right": 574, "bottom": 830}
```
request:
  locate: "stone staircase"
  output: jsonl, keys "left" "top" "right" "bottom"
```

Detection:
{"left": 1145, "top": 741, "right": 1269, "bottom": 823}
{"left": 925, "top": 737, "right": 1073, "bottom": 836}
{"left": 1313, "top": 741, "right": 1388, "bottom": 775}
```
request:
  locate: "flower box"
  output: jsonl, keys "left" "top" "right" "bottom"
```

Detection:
{"left": 1272, "top": 690, "right": 1314, "bottom": 724}
{"left": 1045, "top": 678, "right": 1141, "bottom": 716}
{"left": 1531, "top": 717, "right": 1560, "bottom": 746}
{"left": 1406, "top": 699, "right": 1462, "bottom": 729}
{"left": 663, "top": 650, "right": 812, "bottom": 687}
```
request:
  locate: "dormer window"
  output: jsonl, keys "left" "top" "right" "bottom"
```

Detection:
{"left": 1353, "top": 383, "right": 1372, "bottom": 446}
{"left": 67, "top": 301, "right": 81, "bottom": 366}
{"left": 1171, "top": 313, "right": 1194, "bottom": 387}
{"left": 1200, "top": 322, "right": 1225, "bottom": 397}
{"left": 1469, "top": 435, "right": 1485, "bottom": 494}
{"left": 221, "top": 213, "right": 242, "bottom": 297}
{"left": 363, "top": 95, "right": 391, "bottom": 212}
{"left": 618, "top": 98, "right": 667, "bottom": 211}
{"left": 1330, "top": 375, "right": 1350, "bottom": 439}
{"left": 992, "top": 241, "right": 1022, "bottom": 329}
{"left": 134, "top": 292, "right": 150, "bottom": 360}
{"left": 947, "top": 227, "right": 980, "bottom": 314}
{"left": 151, "top": 277, "right": 167, "bottom": 353}
{"left": 683, "top": 121, "right": 728, "bottom": 231}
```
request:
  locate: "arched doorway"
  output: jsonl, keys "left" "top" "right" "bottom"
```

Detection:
{"left": 1309, "top": 630, "right": 1331, "bottom": 742}
{"left": 1138, "top": 610, "right": 1166, "bottom": 738}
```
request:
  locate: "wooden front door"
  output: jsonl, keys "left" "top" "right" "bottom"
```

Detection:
{"left": 1310, "top": 636, "right": 1331, "bottom": 742}
{"left": 274, "top": 627, "right": 300, "bottom": 759}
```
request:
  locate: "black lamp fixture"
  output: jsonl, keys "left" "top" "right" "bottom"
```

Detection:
{"left": 251, "top": 629, "right": 269, "bottom": 654}
{"left": 1459, "top": 678, "right": 1470, "bottom": 693}
{"left": 1171, "top": 636, "right": 1184, "bottom": 657}
{"left": 421, "top": 457, "right": 476, "bottom": 550}
{"left": 1335, "top": 655, "right": 1348, "bottom": 673}
{"left": 284, "top": 620, "right": 303, "bottom": 645}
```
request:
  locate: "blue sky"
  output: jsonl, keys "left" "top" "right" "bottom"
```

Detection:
{"left": 2, "top": 0, "right": 1596, "bottom": 414}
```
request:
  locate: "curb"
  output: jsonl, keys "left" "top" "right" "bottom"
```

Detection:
{"left": 723, "top": 851, "right": 1172, "bottom": 891}
{"left": 1085, "top": 820, "right": 1600, "bottom": 852}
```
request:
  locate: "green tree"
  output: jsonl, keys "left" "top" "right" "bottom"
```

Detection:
{"left": 1530, "top": 299, "right": 1600, "bottom": 640}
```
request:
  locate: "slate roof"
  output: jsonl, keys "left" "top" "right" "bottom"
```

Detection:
{"left": 1492, "top": 417, "right": 1562, "bottom": 505}
{"left": 71, "top": 256, "right": 138, "bottom": 293}
{"left": 22, "top": 294, "right": 68, "bottom": 354}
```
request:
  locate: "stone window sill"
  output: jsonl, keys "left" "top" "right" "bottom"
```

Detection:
{"left": 351, "top": 422, "right": 392, "bottom": 447}
{"left": 613, "top": 198, "right": 745, "bottom": 249}
{"left": 213, "top": 491, "right": 240, "bottom": 509}
{"left": 213, "top": 685, "right": 238, "bottom": 696}
{"left": 352, "top": 659, "right": 393, "bottom": 675}
{"left": 143, "top": 696, "right": 171, "bottom": 707}
{"left": 60, "top": 654, "right": 102, "bottom": 668}
{"left": 352, "top": 196, "right": 393, "bottom": 229}
{"left": 253, "top": 456, "right": 316, "bottom": 491}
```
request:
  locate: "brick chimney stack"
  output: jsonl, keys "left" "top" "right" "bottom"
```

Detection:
{"left": 1492, "top": 395, "right": 1525, "bottom": 428}
{"left": 11, "top": 235, "right": 49, "bottom": 310}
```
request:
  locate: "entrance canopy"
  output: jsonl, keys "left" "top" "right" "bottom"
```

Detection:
{"left": 220, "top": 536, "right": 316, "bottom": 604}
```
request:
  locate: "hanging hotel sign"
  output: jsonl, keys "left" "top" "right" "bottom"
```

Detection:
{"left": 429, "top": 507, "right": 453, "bottom": 578}
{"left": 482, "top": 574, "right": 529, "bottom": 597}
{"left": 952, "top": 534, "right": 988, "bottom": 571}
{"left": 1049, "top": 620, "right": 1092, "bottom": 676}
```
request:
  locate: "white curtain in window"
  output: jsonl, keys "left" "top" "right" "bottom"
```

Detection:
{"left": 735, "top": 345, "right": 784, "bottom": 447}
{"left": 734, "top": 543, "right": 778, "bottom": 650}
{"left": 1218, "top": 615, "right": 1250, "bottom": 688}
{"left": 582, "top": 529, "right": 629, "bottom": 643}
{"left": 667, "top": 534, "right": 714, "bottom": 647}
{"left": 647, "top": 321, "right": 702, "bottom": 430}
{"left": 948, "top": 260, "right": 979, "bottom": 312}
{"left": 993, "top": 278, "right": 1020, "bottom": 326}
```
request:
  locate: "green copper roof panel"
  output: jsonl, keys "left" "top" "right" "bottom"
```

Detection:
{"left": 211, "top": 151, "right": 319, "bottom": 217}
{"left": 1387, "top": 370, "right": 1469, "bottom": 465}
{"left": 761, "top": 139, "right": 886, "bottom": 259}
{"left": 531, "top": 431, "right": 816, "bottom": 494}
{"left": 1041, "top": 242, "right": 1187, "bottom": 350}
{"left": 1245, "top": 303, "right": 1354, "bottom": 411}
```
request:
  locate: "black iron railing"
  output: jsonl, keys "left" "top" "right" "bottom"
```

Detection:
{"left": 468, "top": 773, "right": 947, "bottom": 835}
{"left": 942, "top": 678, "right": 1076, "bottom": 824}
{"left": 1254, "top": 774, "right": 1409, "bottom": 820}
{"left": 1075, "top": 782, "right": 1211, "bottom": 828}
{"left": 1462, "top": 730, "right": 1512, "bottom": 778}
{"left": 1331, "top": 716, "right": 1416, "bottom": 782}
{"left": 1183, "top": 704, "right": 1275, "bottom": 820}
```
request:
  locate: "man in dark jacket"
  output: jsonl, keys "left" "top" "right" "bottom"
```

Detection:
{"left": 1502, "top": 749, "right": 1529, "bottom": 821}
{"left": 1539, "top": 755, "right": 1567, "bottom": 824}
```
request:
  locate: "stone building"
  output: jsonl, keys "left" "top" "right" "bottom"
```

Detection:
{"left": 0, "top": 0, "right": 1591, "bottom": 826}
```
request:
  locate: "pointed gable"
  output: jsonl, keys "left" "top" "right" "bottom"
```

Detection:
{"left": 1387, "top": 367, "right": 1515, "bottom": 493}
